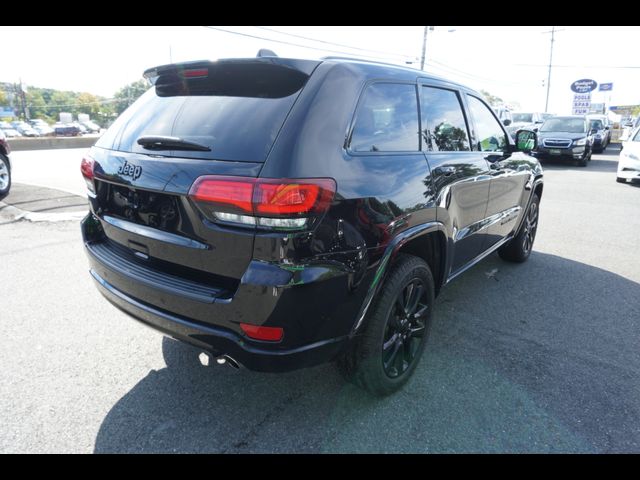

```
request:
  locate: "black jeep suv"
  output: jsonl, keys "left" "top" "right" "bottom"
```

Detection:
{"left": 81, "top": 56, "right": 543, "bottom": 395}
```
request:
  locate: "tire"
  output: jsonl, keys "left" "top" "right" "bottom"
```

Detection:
{"left": 498, "top": 193, "right": 540, "bottom": 263}
{"left": 337, "top": 254, "right": 435, "bottom": 396}
{"left": 0, "top": 154, "right": 11, "bottom": 201}
{"left": 577, "top": 152, "right": 588, "bottom": 167}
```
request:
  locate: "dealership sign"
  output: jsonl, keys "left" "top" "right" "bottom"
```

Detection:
{"left": 571, "top": 79, "right": 598, "bottom": 93}
{"left": 572, "top": 92, "right": 592, "bottom": 115}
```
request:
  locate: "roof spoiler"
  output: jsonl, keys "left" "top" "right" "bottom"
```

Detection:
{"left": 143, "top": 58, "right": 321, "bottom": 99}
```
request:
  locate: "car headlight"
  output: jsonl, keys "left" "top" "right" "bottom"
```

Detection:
{"left": 575, "top": 138, "right": 587, "bottom": 146}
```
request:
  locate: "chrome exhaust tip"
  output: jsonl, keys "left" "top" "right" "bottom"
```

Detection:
{"left": 199, "top": 352, "right": 240, "bottom": 369}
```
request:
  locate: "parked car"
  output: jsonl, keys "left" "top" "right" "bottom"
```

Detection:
{"left": 620, "top": 116, "right": 640, "bottom": 142}
{"left": 80, "top": 56, "right": 543, "bottom": 395}
{"left": 0, "top": 128, "right": 11, "bottom": 200}
{"left": 617, "top": 126, "right": 640, "bottom": 184}
{"left": 33, "top": 124, "right": 55, "bottom": 136}
{"left": 54, "top": 123, "right": 81, "bottom": 136}
{"left": 71, "top": 122, "right": 88, "bottom": 134}
{"left": 81, "top": 120, "right": 101, "bottom": 133}
{"left": 29, "top": 118, "right": 48, "bottom": 127}
{"left": 494, "top": 105, "right": 513, "bottom": 126}
{"left": 0, "top": 127, "right": 22, "bottom": 138}
{"left": 587, "top": 117, "right": 610, "bottom": 153}
{"left": 16, "top": 123, "right": 39, "bottom": 137}
{"left": 505, "top": 112, "right": 547, "bottom": 137}
{"left": 535, "top": 115, "right": 596, "bottom": 166}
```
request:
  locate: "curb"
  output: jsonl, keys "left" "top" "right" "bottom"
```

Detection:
{"left": 0, "top": 200, "right": 87, "bottom": 223}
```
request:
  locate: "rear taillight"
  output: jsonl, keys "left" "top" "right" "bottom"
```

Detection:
{"left": 80, "top": 156, "right": 95, "bottom": 194}
{"left": 189, "top": 176, "right": 336, "bottom": 231}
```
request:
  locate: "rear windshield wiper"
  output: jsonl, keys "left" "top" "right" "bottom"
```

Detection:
{"left": 137, "top": 135, "right": 211, "bottom": 152}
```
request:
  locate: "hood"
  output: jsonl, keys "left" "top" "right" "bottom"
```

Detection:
{"left": 537, "top": 131, "right": 587, "bottom": 141}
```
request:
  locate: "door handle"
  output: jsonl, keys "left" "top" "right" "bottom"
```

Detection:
{"left": 434, "top": 166, "right": 456, "bottom": 176}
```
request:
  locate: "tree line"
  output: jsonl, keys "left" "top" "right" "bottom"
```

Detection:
{"left": 0, "top": 79, "right": 149, "bottom": 126}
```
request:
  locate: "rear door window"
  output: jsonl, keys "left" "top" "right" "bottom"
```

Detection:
{"left": 350, "top": 83, "right": 419, "bottom": 153}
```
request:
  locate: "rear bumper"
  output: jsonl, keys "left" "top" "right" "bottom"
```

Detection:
{"left": 90, "top": 268, "right": 348, "bottom": 372}
{"left": 82, "top": 213, "right": 363, "bottom": 372}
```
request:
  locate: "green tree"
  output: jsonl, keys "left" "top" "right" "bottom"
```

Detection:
{"left": 113, "top": 79, "right": 149, "bottom": 115}
{"left": 47, "top": 90, "right": 76, "bottom": 120}
{"left": 479, "top": 89, "right": 504, "bottom": 107}
{"left": 26, "top": 90, "right": 48, "bottom": 119}
{"left": 0, "top": 89, "right": 7, "bottom": 106}
{"left": 76, "top": 92, "right": 102, "bottom": 117}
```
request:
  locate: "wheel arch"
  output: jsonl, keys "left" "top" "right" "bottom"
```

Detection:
{"left": 351, "top": 221, "right": 446, "bottom": 334}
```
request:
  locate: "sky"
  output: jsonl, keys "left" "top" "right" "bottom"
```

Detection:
{"left": 2, "top": 26, "right": 639, "bottom": 115}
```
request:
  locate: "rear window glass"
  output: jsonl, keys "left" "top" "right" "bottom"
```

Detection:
{"left": 97, "top": 67, "right": 307, "bottom": 162}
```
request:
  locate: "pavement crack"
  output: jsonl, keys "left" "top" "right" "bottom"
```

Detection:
{"left": 223, "top": 391, "right": 304, "bottom": 453}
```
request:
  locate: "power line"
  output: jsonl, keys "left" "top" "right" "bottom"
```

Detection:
{"left": 426, "top": 58, "right": 537, "bottom": 86}
{"left": 253, "top": 26, "right": 412, "bottom": 60}
{"left": 516, "top": 63, "right": 640, "bottom": 69}
{"left": 201, "top": 26, "right": 413, "bottom": 62}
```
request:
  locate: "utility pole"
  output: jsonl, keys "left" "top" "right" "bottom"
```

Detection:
{"left": 420, "top": 26, "right": 434, "bottom": 71}
{"left": 16, "top": 79, "right": 29, "bottom": 120}
{"left": 543, "top": 26, "right": 564, "bottom": 113}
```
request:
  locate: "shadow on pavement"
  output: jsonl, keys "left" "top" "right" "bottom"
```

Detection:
{"left": 94, "top": 252, "right": 640, "bottom": 453}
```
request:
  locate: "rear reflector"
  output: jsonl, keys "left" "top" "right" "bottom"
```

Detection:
{"left": 240, "top": 323, "right": 284, "bottom": 342}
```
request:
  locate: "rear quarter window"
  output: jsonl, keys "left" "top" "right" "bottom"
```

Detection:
{"left": 349, "top": 83, "right": 420, "bottom": 153}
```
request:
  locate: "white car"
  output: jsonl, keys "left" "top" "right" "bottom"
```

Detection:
{"left": 617, "top": 126, "right": 640, "bottom": 184}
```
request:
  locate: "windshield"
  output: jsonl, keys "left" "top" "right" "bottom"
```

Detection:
{"left": 540, "top": 118, "right": 586, "bottom": 133}
{"left": 590, "top": 120, "right": 604, "bottom": 130}
{"left": 512, "top": 113, "right": 533, "bottom": 123}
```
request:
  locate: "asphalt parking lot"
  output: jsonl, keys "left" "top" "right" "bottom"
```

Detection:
{"left": 1, "top": 147, "right": 639, "bottom": 453}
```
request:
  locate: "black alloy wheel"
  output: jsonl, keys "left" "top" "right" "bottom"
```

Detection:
{"left": 382, "top": 279, "right": 428, "bottom": 378}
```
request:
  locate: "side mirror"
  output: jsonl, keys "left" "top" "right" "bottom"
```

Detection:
{"left": 515, "top": 129, "right": 537, "bottom": 152}
{"left": 589, "top": 128, "right": 598, "bottom": 135}
{"left": 502, "top": 118, "right": 512, "bottom": 126}
{"left": 533, "top": 126, "right": 539, "bottom": 133}
{"left": 605, "top": 126, "right": 610, "bottom": 130}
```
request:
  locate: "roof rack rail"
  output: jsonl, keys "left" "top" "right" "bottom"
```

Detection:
{"left": 321, "top": 56, "right": 411, "bottom": 68}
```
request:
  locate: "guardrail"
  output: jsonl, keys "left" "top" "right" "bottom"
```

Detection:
{"left": 8, "top": 135, "right": 99, "bottom": 151}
